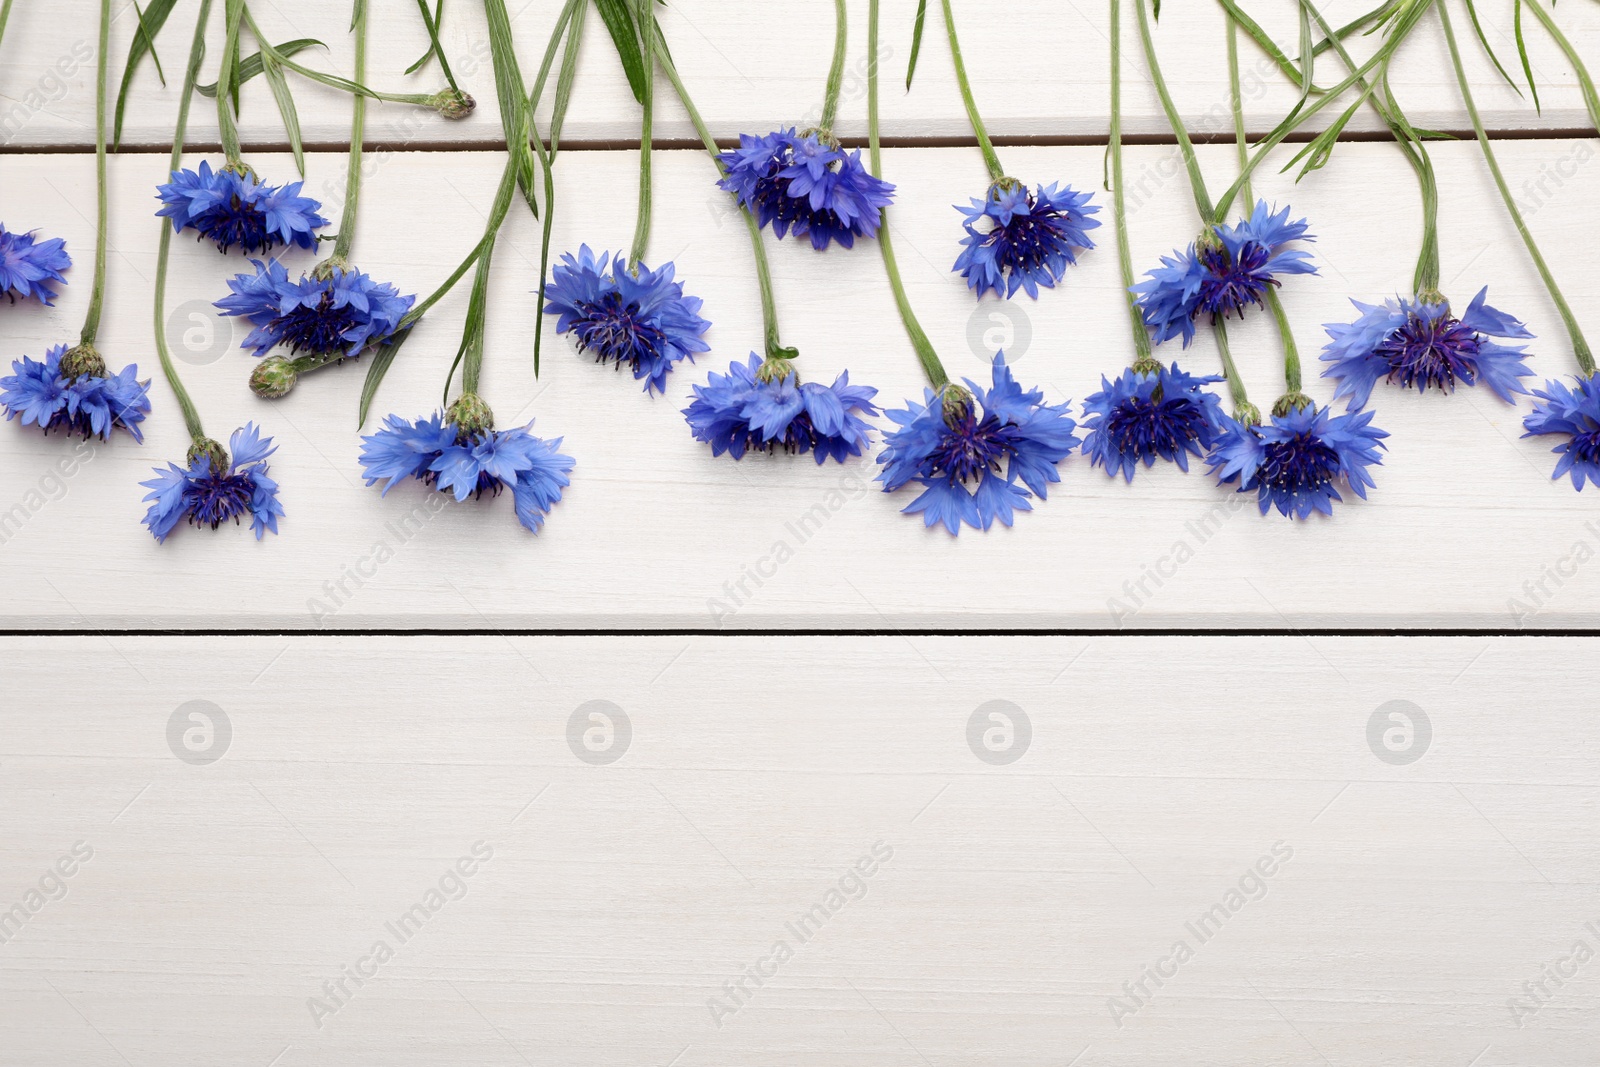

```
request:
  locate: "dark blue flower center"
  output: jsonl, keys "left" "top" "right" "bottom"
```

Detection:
{"left": 1372, "top": 310, "right": 1481, "bottom": 392}
{"left": 1197, "top": 241, "right": 1274, "bottom": 319}
{"left": 976, "top": 196, "right": 1073, "bottom": 276}
{"left": 276, "top": 292, "right": 363, "bottom": 354}
{"left": 1568, "top": 429, "right": 1600, "bottom": 467}
{"left": 927, "top": 411, "right": 1017, "bottom": 484}
{"left": 187, "top": 470, "right": 256, "bottom": 529}
{"left": 1105, "top": 394, "right": 1206, "bottom": 457}
{"left": 1258, "top": 431, "right": 1340, "bottom": 494}
{"left": 571, "top": 292, "right": 665, "bottom": 371}
{"left": 199, "top": 196, "right": 272, "bottom": 254}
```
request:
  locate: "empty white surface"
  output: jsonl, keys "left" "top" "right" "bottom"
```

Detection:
{"left": 1, "top": 635, "right": 1595, "bottom": 1065}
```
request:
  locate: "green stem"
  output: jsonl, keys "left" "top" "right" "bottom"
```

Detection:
{"left": 1228, "top": 15, "right": 1299, "bottom": 394}
{"left": 1438, "top": 0, "right": 1593, "bottom": 375}
{"left": 1213, "top": 0, "right": 1430, "bottom": 220}
{"left": 333, "top": 0, "right": 368, "bottom": 262}
{"left": 1109, "top": 0, "right": 1151, "bottom": 361}
{"left": 1212, "top": 320, "right": 1253, "bottom": 417}
{"left": 870, "top": 0, "right": 948, "bottom": 388}
{"left": 630, "top": 0, "right": 654, "bottom": 268}
{"left": 819, "top": 0, "right": 849, "bottom": 134}
{"left": 79, "top": 0, "right": 110, "bottom": 346}
{"left": 656, "top": 38, "right": 792, "bottom": 361}
{"left": 154, "top": 0, "right": 216, "bottom": 443}
{"left": 413, "top": 0, "right": 459, "bottom": 91}
{"left": 938, "top": 0, "right": 1003, "bottom": 182}
{"left": 0, "top": 0, "right": 15, "bottom": 51}
{"left": 217, "top": 0, "right": 245, "bottom": 167}
{"left": 1135, "top": 0, "right": 1215, "bottom": 224}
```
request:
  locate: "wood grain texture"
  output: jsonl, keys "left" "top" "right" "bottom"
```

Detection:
{"left": 1, "top": 139, "right": 1598, "bottom": 629}
{"left": 0, "top": 635, "right": 1595, "bottom": 1065}
{"left": 1, "top": 0, "right": 1596, "bottom": 150}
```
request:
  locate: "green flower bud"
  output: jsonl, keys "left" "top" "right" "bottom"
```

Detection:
{"left": 429, "top": 89, "right": 476, "bottom": 119}
{"left": 59, "top": 342, "right": 107, "bottom": 380}
{"left": 940, "top": 382, "right": 975, "bottom": 427}
{"left": 447, "top": 392, "right": 495, "bottom": 439}
{"left": 250, "top": 356, "right": 299, "bottom": 399}
{"left": 187, "top": 436, "right": 228, "bottom": 472}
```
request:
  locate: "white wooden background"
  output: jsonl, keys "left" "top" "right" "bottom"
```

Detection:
{"left": 3, "top": 1, "right": 1600, "bottom": 1063}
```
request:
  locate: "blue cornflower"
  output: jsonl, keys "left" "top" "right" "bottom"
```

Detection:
{"left": 1206, "top": 401, "right": 1387, "bottom": 519}
{"left": 1080, "top": 361, "right": 1226, "bottom": 481}
{"left": 0, "top": 224, "right": 72, "bottom": 304}
{"left": 216, "top": 258, "right": 415, "bottom": 358}
{"left": 877, "top": 356, "right": 1080, "bottom": 533}
{"left": 716, "top": 129, "right": 896, "bottom": 250}
{"left": 156, "top": 160, "right": 328, "bottom": 254}
{"left": 1, "top": 344, "right": 150, "bottom": 441}
{"left": 1522, "top": 376, "right": 1600, "bottom": 491}
{"left": 1133, "top": 200, "right": 1316, "bottom": 346}
{"left": 1320, "top": 287, "right": 1533, "bottom": 409}
{"left": 542, "top": 247, "right": 711, "bottom": 394}
{"left": 140, "top": 424, "right": 284, "bottom": 542}
{"left": 683, "top": 354, "right": 879, "bottom": 463}
{"left": 358, "top": 396, "right": 574, "bottom": 533}
{"left": 954, "top": 180, "right": 1099, "bottom": 299}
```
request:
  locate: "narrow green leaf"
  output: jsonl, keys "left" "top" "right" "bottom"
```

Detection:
{"left": 482, "top": 0, "right": 537, "bottom": 210}
{"left": 196, "top": 39, "right": 325, "bottom": 97}
{"left": 114, "top": 0, "right": 177, "bottom": 148}
{"left": 905, "top": 0, "right": 926, "bottom": 89}
{"left": 551, "top": 0, "right": 588, "bottom": 148}
{"left": 1461, "top": 0, "right": 1522, "bottom": 94}
{"left": 1513, "top": 0, "right": 1542, "bottom": 112}
{"left": 406, "top": 0, "right": 459, "bottom": 90}
{"left": 260, "top": 52, "right": 305, "bottom": 176}
{"left": 359, "top": 329, "right": 410, "bottom": 428}
{"left": 593, "top": 0, "right": 646, "bottom": 102}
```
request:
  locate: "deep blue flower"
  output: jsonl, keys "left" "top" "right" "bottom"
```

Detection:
{"left": 1132, "top": 200, "right": 1316, "bottom": 346}
{"left": 716, "top": 129, "right": 896, "bottom": 250}
{"left": 542, "top": 246, "right": 711, "bottom": 394}
{"left": 358, "top": 402, "right": 574, "bottom": 533}
{"left": 0, "top": 224, "right": 72, "bottom": 304}
{"left": 954, "top": 180, "right": 1099, "bottom": 299}
{"left": 140, "top": 423, "right": 284, "bottom": 542}
{"left": 0, "top": 344, "right": 150, "bottom": 441}
{"left": 216, "top": 258, "right": 415, "bottom": 358}
{"left": 156, "top": 160, "right": 328, "bottom": 254}
{"left": 683, "top": 354, "right": 879, "bottom": 463}
{"left": 1206, "top": 401, "right": 1387, "bottom": 518}
{"left": 1522, "top": 376, "right": 1600, "bottom": 490}
{"left": 1320, "top": 287, "right": 1533, "bottom": 409}
{"left": 877, "top": 356, "right": 1080, "bottom": 533}
{"left": 1080, "top": 361, "right": 1226, "bottom": 481}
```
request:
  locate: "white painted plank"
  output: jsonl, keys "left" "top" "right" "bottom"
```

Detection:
{"left": 0, "top": 635, "right": 1594, "bottom": 1064}
{"left": 1, "top": 0, "right": 1596, "bottom": 150}
{"left": 0, "top": 139, "right": 1597, "bottom": 629}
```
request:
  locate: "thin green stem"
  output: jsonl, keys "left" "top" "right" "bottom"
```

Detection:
{"left": 1213, "top": 321, "right": 1253, "bottom": 417}
{"left": 1135, "top": 0, "right": 1215, "bottom": 224}
{"left": 656, "top": 38, "right": 792, "bottom": 361}
{"left": 413, "top": 0, "right": 459, "bottom": 91}
{"left": 333, "top": 0, "right": 368, "bottom": 262}
{"left": 630, "top": 0, "right": 654, "bottom": 268}
{"left": 154, "top": 0, "right": 217, "bottom": 443}
{"left": 1109, "top": 0, "right": 1151, "bottom": 361}
{"left": 938, "top": 0, "right": 1003, "bottom": 182}
{"left": 79, "top": 0, "right": 110, "bottom": 346}
{"left": 870, "top": 0, "right": 948, "bottom": 388}
{"left": 819, "top": 0, "right": 849, "bottom": 134}
{"left": 0, "top": 0, "right": 15, "bottom": 51}
{"left": 1438, "top": 0, "right": 1593, "bottom": 374}
{"left": 217, "top": 0, "right": 245, "bottom": 167}
{"left": 1228, "top": 16, "right": 1299, "bottom": 394}
{"left": 1213, "top": 0, "right": 1430, "bottom": 219}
